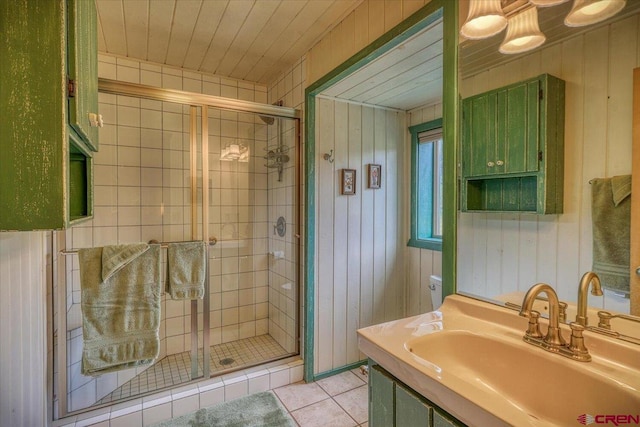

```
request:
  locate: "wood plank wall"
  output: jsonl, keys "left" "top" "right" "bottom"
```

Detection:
{"left": 0, "top": 232, "right": 48, "bottom": 426}
{"left": 307, "top": 0, "right": 431, "bottom": 86}
{"left": 458, "top": 15, "right": 640, "bottom": 310}
{"left": 315, "top": 97, "right": 406, "bottom": 373}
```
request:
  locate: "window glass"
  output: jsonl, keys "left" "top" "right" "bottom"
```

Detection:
{"left": 408, "top": 119, "right": 443, "bottom": 251}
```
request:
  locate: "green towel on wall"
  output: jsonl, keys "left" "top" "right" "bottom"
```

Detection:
{"left": 78, "top": 243, "right": 161, "bottom": 376}
{"left": 591, "top": 175, "right": 631, "bottom": 293}
{"left": 166, "top": 241, "right": 207, "bottom": 300}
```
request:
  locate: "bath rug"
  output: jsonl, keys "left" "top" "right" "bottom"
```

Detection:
{"left": 151, "top": 391, "right": 295, "bottom": 427}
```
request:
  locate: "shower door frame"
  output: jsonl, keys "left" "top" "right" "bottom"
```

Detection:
{"left": 55, "top": 78, "right": 301, "bottom": 419}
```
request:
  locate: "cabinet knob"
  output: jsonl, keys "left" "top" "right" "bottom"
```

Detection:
{"left": 496, "top": 160, "right": 504, "bottom": 166}
{"left": 487, "top": 161, "right": 495, "bottom": 167}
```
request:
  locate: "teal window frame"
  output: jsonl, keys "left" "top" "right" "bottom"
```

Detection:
{"left": 408, "top": 118, "right": 443, "bottom": 251}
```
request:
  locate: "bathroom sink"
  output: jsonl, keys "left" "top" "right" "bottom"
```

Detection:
{"left": 405, "top": 330, "right": 640, "bottom": 426}
{"left": 358, "top": 295, "right": 640, "bottom": 426}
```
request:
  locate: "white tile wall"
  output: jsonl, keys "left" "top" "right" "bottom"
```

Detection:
{"left": 266, "top": 58, "right": 305, "bottom": 353}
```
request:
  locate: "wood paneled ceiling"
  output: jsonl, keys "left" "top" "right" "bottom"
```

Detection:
{"left": 96, "top": 0, "right": 362, "bottom": 85}
{"left": 321, "top": 18, "right": 443, "bottom": 111}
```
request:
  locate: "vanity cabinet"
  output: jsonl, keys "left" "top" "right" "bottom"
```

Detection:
{"left": 369, "top": 363, "right": 464, "bottom": 427}
{"left": 0, "top": 0, "right": 97, "bottom": 230}
{"left": 461, "top": 74, "right": 565, "bottom": 214}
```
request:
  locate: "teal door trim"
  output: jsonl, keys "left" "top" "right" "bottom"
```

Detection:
{"left": 304, "top": 0, "right": 458, "bottom": 382}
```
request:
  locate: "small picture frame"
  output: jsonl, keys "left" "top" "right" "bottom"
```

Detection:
{"left": 341, "top": 169, "right": 356, "bottom": 195}
{"left": 368, "top": 164, "right": 381, "bottom": 189}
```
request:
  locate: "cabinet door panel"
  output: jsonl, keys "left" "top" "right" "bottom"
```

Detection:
{"left": 504, "top": 83, "right": 529, "bottom": 174}
{"left": 68, "top": 0, "right": 99, "bottom": 151}
{"left": 526, "top": 80, "right": 541, "bottom": 172}
{"left": 396, "top": 383, "right": 431, "bottom": 427}
{"left": 370, "top": 365, "right": 395, "bottom": 427}
{"left": 464, "top": 94, "right": 497, "bottom": 177}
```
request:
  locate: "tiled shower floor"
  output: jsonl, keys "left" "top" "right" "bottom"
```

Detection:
{"left": 99, "top": 334, "right": 289, "bottom": 403}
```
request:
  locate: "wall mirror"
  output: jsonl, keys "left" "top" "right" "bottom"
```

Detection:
{"left": 455, "top": 0, "right": 640, "bottom": 339}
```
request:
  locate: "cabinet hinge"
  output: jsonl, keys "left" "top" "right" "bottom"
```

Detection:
{"left": 539, "top": 89, "right": 543, "bottom": 101}
{"left": 538, "top": 151, "right": 543, "bottom": 162}
{"left": 68, "top": 78, "right": 76, "bottom": 98}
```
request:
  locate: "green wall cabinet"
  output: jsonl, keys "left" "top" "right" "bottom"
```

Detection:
{"left": 0, "top": 0, "right": 98, "bottom": 231}
{"left": 369, "top": 363, "right": 465, "bottom": 427}
{"left": 461, "top": 74, "right": 565, "bottom": 214}
{"left": 68, "top": 0, "right": 101, "bottom": 152}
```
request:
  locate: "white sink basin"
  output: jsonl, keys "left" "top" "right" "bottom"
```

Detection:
{"left": 405, "top": 330, "right": 640, "bottom": 426}
{"left": 358, "top": 295, "right": 640, "bottom": 426}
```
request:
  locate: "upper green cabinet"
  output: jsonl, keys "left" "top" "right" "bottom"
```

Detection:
{"left": 460, "top": 74, "right": 565, "bottom": 214}
{"left": 0, "top": 0, "right": 96, "bottom": 231}
{"left": 67, "top": 0, "right": 100, "bottom": 152}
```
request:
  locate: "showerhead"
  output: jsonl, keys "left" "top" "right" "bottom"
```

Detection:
{"left": 259, "top": 115, "right": 275, "bottom": 125}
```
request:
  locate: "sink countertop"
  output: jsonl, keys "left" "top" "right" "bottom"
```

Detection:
{"left": 357, "top": 294, "right": 640, "bottom": 426}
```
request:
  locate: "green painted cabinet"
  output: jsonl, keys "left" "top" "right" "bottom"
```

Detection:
{"left": 0, "top": 0, "right": 97, "bottom": 231}
{"left": 369, "top": 363, "right": 465, "bottom": 427}
{"left": 68, "top": 0, "right": 100, "bottom": 152}
{"left": 461, "top": 74, "right": 565, "bottom": 214}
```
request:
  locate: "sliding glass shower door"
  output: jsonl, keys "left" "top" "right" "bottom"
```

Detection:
{"left": 54, "top": 82, "right": 301, "bottom": 418}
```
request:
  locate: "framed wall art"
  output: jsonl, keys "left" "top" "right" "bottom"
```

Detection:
{"left": 341, "top": 169, "right": 356, "bottom": 195}
{"left": 368, "top": 164, "right": 381, "bottom": 189}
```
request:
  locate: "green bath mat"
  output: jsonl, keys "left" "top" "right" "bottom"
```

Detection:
{"left": 152, "top": 391, "right": 295, "bottom": 427}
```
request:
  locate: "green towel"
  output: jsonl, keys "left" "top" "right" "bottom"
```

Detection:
{"left": 166, "top": 241, "right": 207, "bottom": 300}
{"left": 78, "top": 243, "right": 161, "bottom": 376}
{"left": 591, "top": 175, "right": 631, "bottom": 293}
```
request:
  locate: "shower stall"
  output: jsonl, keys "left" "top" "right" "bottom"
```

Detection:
{"left": 54, "top": 80, "right": 301, "bottom": 416}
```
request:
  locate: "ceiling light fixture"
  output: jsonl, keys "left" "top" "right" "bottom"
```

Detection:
{"left": 499, "top": 6, "right": 546, "bottom": 54}
{"left": 565, "top": 0, "right": 626, "bottom": 26}
{"left": 460, "top": 0, "right": 507, "bottom": 39}
{"left": 462, "top": 0, "right": 627, "bottom": 54}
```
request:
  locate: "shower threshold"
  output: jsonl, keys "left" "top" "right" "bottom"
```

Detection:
{"left": 98, "top": 334, "right": 289, "bottom": 404}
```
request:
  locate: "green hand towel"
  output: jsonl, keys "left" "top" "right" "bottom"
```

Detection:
{"left": 167, "top": 241, "right": 207, "bottom": 300}
{"left": 591, "top": 175, "right": 631, "bottom": 293}
{"left": 78, "top": 243, "right": 161, "bottom": 376}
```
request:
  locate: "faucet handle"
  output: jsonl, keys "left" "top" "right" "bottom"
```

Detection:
{"left": 568, "top": 322, "right": 591, "bottom": 362}
{"left": 559, "top": 301, "right": 567, "bottom": 323}
{"left": 597, "top": 311, "right": 612, "bottom": 329}
{"left": 526, "top": 310, "right": 543, "bottom": 339}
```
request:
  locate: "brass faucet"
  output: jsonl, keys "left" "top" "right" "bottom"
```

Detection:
{"left": 519, "top": 283, "right": 591, "bottom": 362}
{"left": 576, "top": 272, "right": 603, "bottom": 326}
{"left": 520, "top": 283, "right": 566, "bottom": 346}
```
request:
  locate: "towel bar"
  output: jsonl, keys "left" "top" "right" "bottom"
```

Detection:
{"left": 59, "top": 237, "right": 217, "bottom": 255}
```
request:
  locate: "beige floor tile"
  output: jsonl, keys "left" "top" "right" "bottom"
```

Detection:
{"left": 317, "top": 371, "right": 365, "bottom": 396}
{"left": 274, "top": 382, "right": 330, "bottom": 412}
{"left": 334, "top": 385, "right": 368, "bottom": 424}
{"left": 291, "top": 398, "right": 357, "bottom": 427}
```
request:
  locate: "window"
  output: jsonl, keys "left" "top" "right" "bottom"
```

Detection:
{"left": 408, "top": 118, "right": 443, "bottom": 251}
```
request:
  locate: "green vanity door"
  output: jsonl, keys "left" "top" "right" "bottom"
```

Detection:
{"left": 67, "top": 0, "right": 100, "bottom": 151}
{"left": 395, "top": 383, "right": 432, "bottom": 427}
{"left": 369, "top": 363, "right": 463, "bottom": 427}
{"left": 370, "top": 365, "right": 395, "bottom": 427}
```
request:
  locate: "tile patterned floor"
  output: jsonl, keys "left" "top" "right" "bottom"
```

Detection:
{"left": 100, "top": 334, "right": 289, "bottom": 404}
{"left": 274, "top": 368, "right": 370, "bottom": 427}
